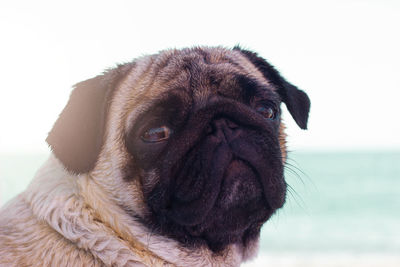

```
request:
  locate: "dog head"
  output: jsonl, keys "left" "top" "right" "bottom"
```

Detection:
{"left": 46, "top": 47, "right": 310, "bottom": 252}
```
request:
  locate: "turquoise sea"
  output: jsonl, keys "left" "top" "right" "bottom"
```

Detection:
{"left": 1, "top": 151, "right": 399, "bottom": 266}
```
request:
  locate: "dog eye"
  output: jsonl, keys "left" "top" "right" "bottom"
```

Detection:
{"left": 256, "top": 106, "right": 276, "bottom": 120}
{"left": 141, "top": 126, "right": 173, "bottom": 143}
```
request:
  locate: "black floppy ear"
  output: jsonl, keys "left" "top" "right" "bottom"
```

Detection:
{"left": 234, "top": 47, "right": 311, "bottom": 129}
{"left": 46, "top": 64, "right": 133, "bottom": 174}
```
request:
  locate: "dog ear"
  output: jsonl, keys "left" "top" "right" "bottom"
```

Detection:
{"left": 234, "top": 46, "right": 310, "bottom": 129}
{"left": 46, "top": 64, "right": 134, "bottom": 174}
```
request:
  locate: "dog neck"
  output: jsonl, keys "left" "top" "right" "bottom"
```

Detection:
{"left": 25, "top": 154, "right": 256, "bottom": 266}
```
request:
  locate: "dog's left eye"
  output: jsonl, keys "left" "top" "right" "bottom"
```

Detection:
{"left": 141, "top": 126, "right": 173, "bottom": 143}
{"left": 256, "top": 105, "right": 276, "bottom": 120}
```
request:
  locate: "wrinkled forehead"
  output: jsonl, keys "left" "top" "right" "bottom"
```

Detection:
{"left": 151, "top": 47, "right": 271, "bottom": 101}
{"left": 111, "top": 47, "right": 276, "bottom": 131}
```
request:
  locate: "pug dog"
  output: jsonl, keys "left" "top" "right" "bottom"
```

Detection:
{"left": 0, "top": 46, "right": 310, "bottom": 267}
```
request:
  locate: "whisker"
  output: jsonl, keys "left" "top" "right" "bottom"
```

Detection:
{"left": 286, "top": 183, "right": 308, "bottom": 213}
{"left": 285, "top": 151, "right": 318, "bottom": 191}
{"left": 284, "top": 164, "right": 306, "bottom": 186}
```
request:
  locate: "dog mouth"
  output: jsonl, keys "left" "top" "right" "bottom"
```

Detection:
{"left": 216, "top": 159, "right": 264, "bottom": 210}
{"left": 180, "top": 157, "right": 271, "bottom": 238}
{"left": 152, "top": 134, "right": 283, "bottom": 249}
{"left": 165, "top": 146, "right": 280, "bottom": 252}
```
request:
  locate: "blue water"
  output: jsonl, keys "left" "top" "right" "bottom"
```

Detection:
{"left": 260, "top": 151, "right": 400, "bottom": 255}
{"left": 1, "top": 151, "right": 399, "bottom": 257}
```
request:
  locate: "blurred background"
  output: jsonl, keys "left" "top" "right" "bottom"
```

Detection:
{"left": 0, "top": 0, "right": 399, "bottom": 266}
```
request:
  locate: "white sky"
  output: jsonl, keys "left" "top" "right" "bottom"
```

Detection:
{"left": 0, "top": 0, "right": 399, "bottom": 153}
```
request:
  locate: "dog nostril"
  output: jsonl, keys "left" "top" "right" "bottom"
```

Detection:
{"left": 226, "top": 120, "right": 238, "bottom": 129}
{"left": 209, "top": 117, "right": 241, "bottom": 140}
{"left": 211, "top": 118, "right": 239, "bottom": 131}
{"left": 206, "top": 125, "right": 213, "bottom": 134}
{"left": 206, "top": 117, "right": 243, "bottom": 142}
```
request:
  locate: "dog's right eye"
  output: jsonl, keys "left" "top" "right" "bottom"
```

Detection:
{"left": 141, "top": 126, "right": 173, "bottom": 143}
{"left": 256, "top": 106, "right": 276, "bottom": 120}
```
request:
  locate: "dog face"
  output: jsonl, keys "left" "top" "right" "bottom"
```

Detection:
{"left": 46, "top": 47, "right": 310, "bottom": 252}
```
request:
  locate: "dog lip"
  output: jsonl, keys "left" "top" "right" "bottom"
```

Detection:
{"left": 216, "top": 158, "right": 267, "bottom": 209}
{"left": 230, "top": 140, "right": 286, "bottom": 210}
{"left": 163, "top": 140, "right": 284, "bottom": 226}
{"left": 165, "top": 144, "right": 281, "bottom": 227}
{"left": 165, "top": 142, "right": 233, "bottom": 226}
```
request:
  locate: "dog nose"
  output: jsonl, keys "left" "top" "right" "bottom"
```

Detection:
{"left": 209, "top": 117, "right": 241, "bottom": 142}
